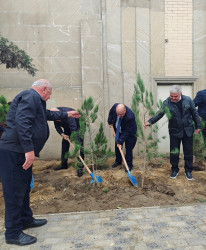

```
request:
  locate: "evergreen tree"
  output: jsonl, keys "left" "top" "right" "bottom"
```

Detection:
{"left": 0, "top": 34, "right": 37, "bottom": 76}
{"left": 132, "top": 73, "right": 170, "bottom": 187}
{"left": 66, "top": 97, "right": 113, "bottom": 178}
{"left": 0, "top": 95, "right": 10, "bottom": 138}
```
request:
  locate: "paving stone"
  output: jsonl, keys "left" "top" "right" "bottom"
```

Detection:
{"left": 0, "top": 204, "right": 205, "bottom": 249}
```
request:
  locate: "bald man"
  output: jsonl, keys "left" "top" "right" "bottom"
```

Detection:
{"left": 108, "top": 103, "right": 137, "bottom": 171}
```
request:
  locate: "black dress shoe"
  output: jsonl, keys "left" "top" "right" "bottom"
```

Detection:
{"left": 6, "top": 232, "right": 37, "bottom": 246}
{"left": 23, "top": 219, "right": 47, "bottom": 230}
{"left": 112, "top": 162, "right": 121, "bottom": 168}
{"left": 54, "top": 165, "right": 68, "bottom": 170}
{"left": 77, "top": 169, "right": 83, "bottom": 177}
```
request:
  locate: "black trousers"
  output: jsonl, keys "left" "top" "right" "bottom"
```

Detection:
{"left": 115, "top": 135, "right": 137, "bottom": 167}
{"left": 61, "top": 138, "right": 84, "bottom": 168}
{"left": 0, "top": 150, "right": 33, "bottom": 240}
{"left": 170, "top": 134, "right": 193, "bottom": 173}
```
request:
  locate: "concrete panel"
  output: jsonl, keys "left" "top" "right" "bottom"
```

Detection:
{"left": 0, "top": 25, "right": 35, "bottom": 41}
{"left": 81, "top": 37, "right": 101, "bottom": 52}
{"left": 32, "top": 58, "right": 52, "bottom": 72}
{"left": 81, "top": 0, "right": 101, "bottom": 17}
{"left": 57, "top": 42, "right": 80, "bottom": 57}
{"left": 194, "top": 0, "right": 206, "bottom": 10}
{"left": 107, "top": 44, "right": 122, "bottom": 73}
{"left": 83, "top": 69, "right": 102, "bottom": 83}
{"left": 106, "top": 11, "right": 121, "bottom": 44}
{"left": 123, "top": 72, "right": 137, "bottom": 107}
{"left": 83, "top": 53, "right": 102, "bottom": 68}
{"left": 122, "top": 7, "right": 136, "bottom": 41}
{"left": 106, "top": 0, "right": 121, "bottom": 11}
{"left": 82, "top": 83, "right": 103, "bottom": 100}
{"left": 52, "top": 88, "right": 81, "bottom": 100}
{"left": 150, "top": 0, "right": 164, "bottom": 11}
{"left": 121, "top": 0, "right": 150, "bottom": 8}
{"left": 0, "top": 0, "right": 48, "bottom": 12}
{"left": 0, "top": 12, "right": 19, "bottom": 25}
{"left": 136, "top": 7, "right": 150, "bottom": 81}
{"left": 81, "top": 20, "right": 102, "bottom": 37}
{"left": 48, "top": 73, "right": 82, "bottom": 88}
{"left": 33, "top": 26, "right": 80, "bottom": 42}
{"left": 51, "top": 58, "right": 81, "bottom": 73}
{"left": 28, "top": 42, "right": 58, "bottom": 57}
{"left": 0, "top": 72, "right": 34, "bottom": 89}
{"left": 49, "top": 0, "right": 80, "bottom": 13}
{"left": 46, "top": 73, "right": 72, "bottom": 88}
{"left": 150, "top": 2, "right": 165, "bottom": 77}
{"left": 122, "top": 42, "right": 136, "bottom": 73}
{"left": 122, "top": 7, "right": 136, "bottom": 73}
{"left": 19, "top": 12, "right": 51, "bottom": 25}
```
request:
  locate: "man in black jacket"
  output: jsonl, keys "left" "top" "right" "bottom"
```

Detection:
{"left": 193, "top": 89, "right": 206, "bottom": 142}
{"left": 0, "top": 79, "right": 80, "bottom": 246}
{"left": 51, "top": 107, "right": 84, "bottom": 177}
{"left": 108, "top": 103, "right": 137, "bottom": 171}
{"left": 144, "top": 85, "right": 201, "bottom": 180}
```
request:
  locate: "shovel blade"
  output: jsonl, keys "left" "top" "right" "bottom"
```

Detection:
{"left": 127, "top": 170, "right": 138, "bottom": 187}
{"left": 95, "top": 175, "right": 103, "bottom": 183}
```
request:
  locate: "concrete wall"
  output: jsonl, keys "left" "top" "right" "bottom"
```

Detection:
{"left": 0, "top": 0, "right": 206, "bottom": 158}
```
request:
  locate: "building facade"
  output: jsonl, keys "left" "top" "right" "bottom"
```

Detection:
{"left": 0, "top": 0, "right": 205, "bottom": 158}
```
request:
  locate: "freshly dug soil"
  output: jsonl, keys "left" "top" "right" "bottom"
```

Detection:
{"left": 0, "top": 155, "right": 206, "bottom": 217}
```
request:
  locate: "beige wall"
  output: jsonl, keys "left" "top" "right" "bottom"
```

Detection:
{"left": 0, "top": 0, "right": 206, "bottom": 158}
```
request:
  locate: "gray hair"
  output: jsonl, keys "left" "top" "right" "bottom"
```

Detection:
{"left": 170, "top": 85, "right": 182, "bottom": 93}
{"left": 32, "top": 79, "right": 51, "bottom": 89}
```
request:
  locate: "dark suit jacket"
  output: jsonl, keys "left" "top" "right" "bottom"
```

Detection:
{"left": 149, "top": 95, "right": 201, "bottom": 138}
{"left": 107, "top": 103, "right": 137, "bottom": 145}
{"left": 53, "top": 107, "right": 80, "bottom": 136}
{"left": 0, "top": 89, "right": 68, "bottom": 157}
{"left": 193, "top": 89, "right": 206, "bottom": 121}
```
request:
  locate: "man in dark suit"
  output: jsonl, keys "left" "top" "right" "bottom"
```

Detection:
{"left": 108, "top": 103, "right": 137, "bottom": 171}
{"left": 51, "top": 107, "right": 84, "bottom": 177}
{"left": 144, "top": 85, "right": 201, "bottom": 180}
{"left": 0, "top": 79, "right": 80, "bottom": 246}
{"left": 193, "top": 89, "right": 206, "bottom": 142}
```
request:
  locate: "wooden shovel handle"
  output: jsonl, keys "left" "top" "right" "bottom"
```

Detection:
{"left": 118, "top": 146, "right": 129, "bottom": 171}
{"left": 110, "top": 126, "right": 129, "bottom": 171}
{"left": 66, "top": 138, "right": 92, "bottom": 174}
{"left": 111, "top": 126, "right": 116, "bottom": 137}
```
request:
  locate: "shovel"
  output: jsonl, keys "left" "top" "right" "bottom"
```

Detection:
{"left": 111, "top": 126, "right": 138, "bottom": 187}
{"left": 66, "top": 138, "right": 103, "bottom": 184}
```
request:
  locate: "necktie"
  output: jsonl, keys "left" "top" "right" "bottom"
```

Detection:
{"left": 115, "top": 117, "right": 122, "bottom": 142}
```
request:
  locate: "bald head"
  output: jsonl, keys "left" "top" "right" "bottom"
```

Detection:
{"left": 116, "top": 104, "right": 126, "bottom": 118}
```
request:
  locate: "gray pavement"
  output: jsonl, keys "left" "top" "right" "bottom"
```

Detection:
{"left": 0, "top": 204, "right": 206, "bottom": 250}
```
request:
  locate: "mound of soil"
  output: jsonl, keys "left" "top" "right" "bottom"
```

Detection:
{"left": 0, "top": 155, "right": 206, "bottom": 217}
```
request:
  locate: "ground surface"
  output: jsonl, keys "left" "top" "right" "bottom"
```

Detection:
{"left": 0, "top": 155, "right": 206, "bottom": 217}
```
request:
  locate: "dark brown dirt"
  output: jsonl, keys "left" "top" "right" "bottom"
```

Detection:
{"left": 1, "top": 155, "right": 206, "bottom": 218}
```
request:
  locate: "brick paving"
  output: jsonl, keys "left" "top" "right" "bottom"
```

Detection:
{"left": 0, "top": 204, "right": 206, "bottom": 249}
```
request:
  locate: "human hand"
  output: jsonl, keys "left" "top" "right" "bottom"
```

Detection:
{"left": 67, "top": 110, "right": 81, "bottom": 118}
{"left": 195, "top": 129, "right": 201, "bottom": 134}
{"left": 117, "top": 144, "right": 122, "bottom": 149}
{"left": 144, "top": 121, "right": 150, "bottom": 128}
{"left": 62, "top": 134, "right": 69, "bottom": 140}
{"left": 23, "top": 151, "right": 35, "bottom": 170}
